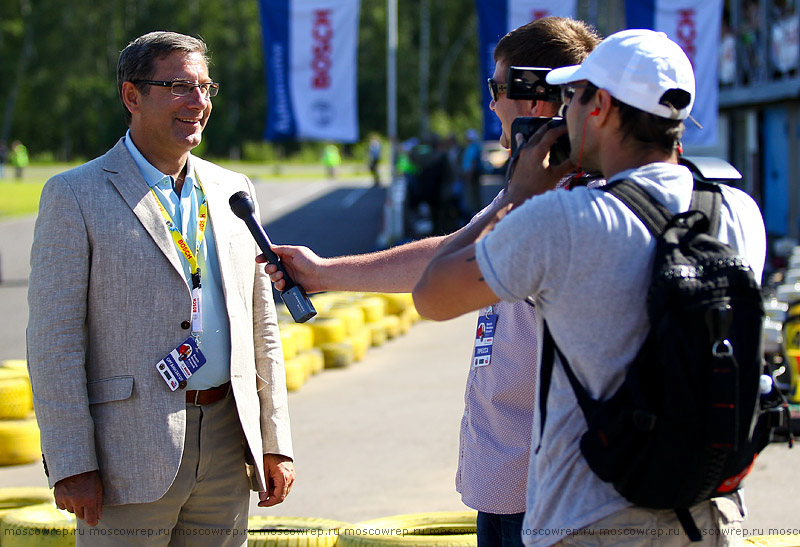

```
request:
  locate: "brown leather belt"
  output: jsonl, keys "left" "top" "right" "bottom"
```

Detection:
{"left": 185, "top": 382, "right": 231, "bottom": 405}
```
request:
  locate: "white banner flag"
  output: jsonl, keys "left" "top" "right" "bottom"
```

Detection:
{"left": 261, "top": 0, "right": 360, "bottom": 142}
{"left": 627, "top": 0, "right": 722, "bottom": 146}
{"left": 508, "top": 0, "right": 578, "bottom": 31}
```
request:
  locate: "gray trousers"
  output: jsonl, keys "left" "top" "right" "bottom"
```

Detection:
{"left": 77, "top": 392, "right": 251, "bottom": 546}
{"left": 551, "top": 492, "right": 745, "bottom": 546}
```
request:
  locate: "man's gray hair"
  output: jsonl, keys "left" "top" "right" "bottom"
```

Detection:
{"left": 117, "top": 31, "right": 209, "bottom": 125}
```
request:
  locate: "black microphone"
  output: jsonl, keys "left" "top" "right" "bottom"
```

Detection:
{"left": 229, "top": 191, "right": 316, "bottom": 323}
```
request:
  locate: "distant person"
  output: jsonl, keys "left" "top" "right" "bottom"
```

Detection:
{"left": 0, "top": 140, "right": 8, "bottom": 179}
{"left": 461, "top": 128, "right": 483, "bottom": 214}
{"left": 322, "top": 143, "right": 341, "bottom": 179}
{"left": 368, "top": 136, "right": 382, "bottom": 186}
{"left": 413, "top": 29, "right": 765, "bottom": 545}
{"left": 27, "top": 31, "right": 294, "bottom": 545}
{"left": 414, "top": 134, "right": 452, "bottom": 235}
{"left": 261, "top": 18, "right": 601, "bottom": 547}
{"left": 9, "top": 140, "right": 28, "bottom": 179}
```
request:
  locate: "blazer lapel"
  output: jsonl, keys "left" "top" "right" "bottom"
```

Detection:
{"left": 195, "top": 163, "right": 235, "bottom": 281}
{"left": 102, "top": 139, "right": 187, "bottom": 285}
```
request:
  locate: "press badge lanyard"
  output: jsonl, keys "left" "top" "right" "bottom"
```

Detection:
{"left": 150, "top": 184, "right": 208, "bottom": 340}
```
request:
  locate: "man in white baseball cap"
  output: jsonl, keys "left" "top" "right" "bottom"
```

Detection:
{"left": 413, "top": 28, "right": 766, "bottom": 545}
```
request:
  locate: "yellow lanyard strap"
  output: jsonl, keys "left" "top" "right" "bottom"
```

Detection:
{"left": 150, "top": 186, "right": 208, "bottom": 337}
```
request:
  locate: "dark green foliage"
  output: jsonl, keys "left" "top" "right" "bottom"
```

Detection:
{"left": 0, "top": 0, "right": 483, "bottom": 160}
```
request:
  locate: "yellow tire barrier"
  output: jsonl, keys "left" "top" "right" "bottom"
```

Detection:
{"left": 275, "top": 305, "right": 293, "bottom": 324}
{"left": 310, "top": 293, "right": 350, "bottom": 313}
{"left": 247, "top": 515, "right": 350, "bottom": 547}
{"left": 280, "top": 327, "right": 299, "bottom": 361}
{"left": 781, "top": 300, "right": 800, "bottom": 403}
{"left": 283, "top": 323, "right": 314, "bottom": 352}
{"left": 356, "top": 296, "right": 386, "bottom": 324}
{"left": 0, "top": 378, "right": 33, "bottom": 420}
{"left": 303, "top": 348, "right": 325, "bottom": 376}
{"left": 346, "top": 330, "right": 371, "bottom": 362}
{"left": 376, "top": 293, "right": 415, "bottom": 315}
{"left": 0, "top": 360, "right": 28, "bottom": 371}
{"left": 337, "top": 511, "right": 477, "bottom": 547}
{"left": 381, "top": 315, "right": 401, "bottom": 340}
{"left": 366, "top": 322, "right": 387, "bottom": 347}
{"left": 319, "top": 342, "right": 355, "bottom": 369}
{"left": 284, "top": 356, "right": 307, "bottom": 392}
{"left": 325, "top": 305, "right": 366, "bottom": 336}
{"left": 401, "top": 306, "right": 421, "bottom": 325}
{"left": 0, "top": 487, "right": 54, "bottom": 521}
{"left": 0, "top": 503, "right": 76, "bottom": 547}
{"left": 0, "top": 368, "right": 29, "bottom": 381}
{"left": 310, "top": 317, "right": 347, "bottom": 345}
{"left": 0, "top": 417, "right": 40, "bottom": 466}
{"left": 745, "top": 535, "right": 800, "bottom": 546}
{"left": 0, "top": 363, "right": 34, "bottom": 416}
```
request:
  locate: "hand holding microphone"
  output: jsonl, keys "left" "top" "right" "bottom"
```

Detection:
{"left": 229, "top": 191, "right": 316, "bottom": 323}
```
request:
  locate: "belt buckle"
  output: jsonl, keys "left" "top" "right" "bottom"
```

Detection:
{"left": 192, "top": 389, "right": 202, "bottom": 406}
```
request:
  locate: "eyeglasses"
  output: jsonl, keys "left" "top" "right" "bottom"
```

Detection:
{"left": 560, "top": 84, "right": 592, "bottom": 107}
{"left": 487, "top": 78, "right": 508, "bottom": 102}
{"left": 131, "top": 80, "right": 220, "bottom": 98}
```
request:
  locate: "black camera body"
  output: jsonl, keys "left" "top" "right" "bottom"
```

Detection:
{"left": 507, "top": 67, "right": 562, "bottom": 102}
{"left": 510, "top": 116, "right": 571, "bottom": 164}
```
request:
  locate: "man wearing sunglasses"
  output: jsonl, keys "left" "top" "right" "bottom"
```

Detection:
{"left": 28, "top": 31, "right": 294, "bottom": 545}
{"left": 413, "top": 29, "right": 765, "bottom": 545}
{"left": 262, "top": 17, "right": 599, "bottom": 547}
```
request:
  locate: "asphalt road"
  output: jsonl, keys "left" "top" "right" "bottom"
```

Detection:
{"left": 0, "top": 175, "right": 797, "bottom": 534}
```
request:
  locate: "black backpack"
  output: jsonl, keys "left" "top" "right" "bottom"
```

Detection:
{"left": 538, "top": 178, "right": 791, "bottom": 541}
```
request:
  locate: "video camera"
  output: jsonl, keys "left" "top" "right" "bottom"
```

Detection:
{"left": 507, "top": 66, "right": 561, "bottom": 102}
{"left": 510, "top": 116, "right": 571, "bottom": 164}
{"left": 506, "top": 67, "right": 570, "bottom": 162}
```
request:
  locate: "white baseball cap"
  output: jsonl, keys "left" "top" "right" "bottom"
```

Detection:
{"left": 546, "top": 29, "right": 695, "bottom": 121}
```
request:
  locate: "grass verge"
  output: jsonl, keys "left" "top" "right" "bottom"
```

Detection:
{"left": 0, "top": 181, "right": 45, "bottom": 219}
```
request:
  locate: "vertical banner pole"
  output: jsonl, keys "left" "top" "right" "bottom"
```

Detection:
{"left": 378, "top": 0, "right": 403, "bottom": 247}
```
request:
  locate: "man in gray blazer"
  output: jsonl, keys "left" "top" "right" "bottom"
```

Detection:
{"left": 27, "top": 31, "right": 294, "bottom": 545}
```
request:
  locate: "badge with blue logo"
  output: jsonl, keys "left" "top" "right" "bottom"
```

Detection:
{"left": 155, "top": 336, "right": 207, "bottom": 391}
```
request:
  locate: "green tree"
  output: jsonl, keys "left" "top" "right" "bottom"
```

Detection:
{"left": 0, "top": 0, "right": 488, "bottom": 160}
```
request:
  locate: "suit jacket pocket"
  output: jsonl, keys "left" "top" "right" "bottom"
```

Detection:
{"left": 87, "top": 376, "right": 134, "bottom": 405}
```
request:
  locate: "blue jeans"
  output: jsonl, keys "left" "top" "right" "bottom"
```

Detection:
{"left": 476, "top": 511, "right": 525, "bottom": 547}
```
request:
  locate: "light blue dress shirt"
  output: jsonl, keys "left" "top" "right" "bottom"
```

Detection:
{"left": 124, "top": 131, "right": 231, "bottom": 389}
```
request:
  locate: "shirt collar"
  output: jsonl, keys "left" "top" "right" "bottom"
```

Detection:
{"left": 123, "top": 129, "right": 198, "bottom": 191}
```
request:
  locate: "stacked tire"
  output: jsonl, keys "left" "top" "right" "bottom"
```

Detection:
{"left": 337, "top": 511, "right": 477, "bottom": 547}
{"left": 275, "top": 292, "right": 422, "bottom": 392}
{"left": 247, "top": 515, "right": 350, "bottom": 547}
{"left": 0, "top": 361, "right": 39, "bottom": 467}
{"left": 0, "top": 502, "right": 76, "bottom": 547}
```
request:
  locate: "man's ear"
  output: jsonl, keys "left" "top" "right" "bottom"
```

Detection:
{"left": 592, "top": 89, "right": 614, "bottom": 125}
{"left": 121, "top": 81, "right": 141, "bottom": 116}
{"left": 530, "top": 100, "right": 558, "bottom": 118}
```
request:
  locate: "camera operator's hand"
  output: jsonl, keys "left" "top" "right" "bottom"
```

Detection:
{"left": 506, "top": 122, "right": 574, "bottom": 206}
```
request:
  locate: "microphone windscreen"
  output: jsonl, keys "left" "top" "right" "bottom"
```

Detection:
{"left": 229, "top": 191, "right": 254, "bottom": 218}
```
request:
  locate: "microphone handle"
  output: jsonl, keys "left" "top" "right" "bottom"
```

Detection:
{"left": 244, "top": 215, "right": 296, "bottom": 289}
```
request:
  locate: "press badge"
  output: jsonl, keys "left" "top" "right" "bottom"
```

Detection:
{"left": 155, "top": 337, "right": 207, "bottom": 391}
{"left": 473, "top": 308, "right": 498, "bottom": 368}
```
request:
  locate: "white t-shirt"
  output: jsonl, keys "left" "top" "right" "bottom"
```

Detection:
{"left": 475, "top": 162, "right": 766, "bottom": 546}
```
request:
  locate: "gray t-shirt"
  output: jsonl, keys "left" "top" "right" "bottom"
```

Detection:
{"left": 475, "top": 162, "right": 766, "bottom": 546}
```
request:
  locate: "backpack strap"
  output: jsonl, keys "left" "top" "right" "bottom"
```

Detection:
{"left": 690, "top": 180, "right": 723, "bottom": 236}
{"left": 601, "top": 179, "right": 672, "bottom": 236}
{"left": 542, "top": 321, "right": 706, "bottom": 542}
{"left": 537, "top": 321, "right": 597, "bottom": 454}
{"left": 603, "top": 178, "right": 723, "bottom": 237}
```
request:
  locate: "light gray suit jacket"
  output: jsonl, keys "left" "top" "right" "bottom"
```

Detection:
{"left": 27, "top": 139, "right": 293, "bottom": 505}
